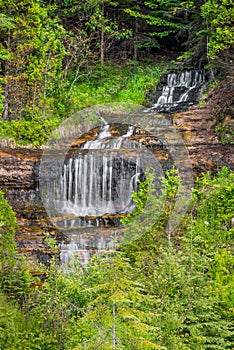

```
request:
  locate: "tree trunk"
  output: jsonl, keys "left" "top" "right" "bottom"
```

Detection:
{"left": 42, "top": 56, "right": 50, "bottom": 119}
{"left": 2, "top": 74, "right": 9, "bottom": 120}
{"left": 100, "top": 3, "right": 105, "bottom": 65}
{"left": 133, "top": 18, "right": 139, "bottom": 61}
{"left": 101, "top": 30, "right": 104, "bottom": 65}
{"left": 112, "top": 303, "right": 116, "bottom": 349}
{"left": 2, "top": 36, "right": 10, "bottom": 120}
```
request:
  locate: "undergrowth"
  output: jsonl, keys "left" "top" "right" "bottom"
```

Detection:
{"left": 0, "top": 61, "right": 169, "bottom": 147}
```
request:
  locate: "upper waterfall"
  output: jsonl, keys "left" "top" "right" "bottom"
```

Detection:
{"left": 146, "top": 70, "right": 210, "bottom": 113}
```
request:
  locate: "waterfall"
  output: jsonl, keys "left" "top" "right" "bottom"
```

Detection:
{"left": 58, "top": 125, "right": 142, "bottom": 217}
{"left": 42, "top": 124, "right": 145, "bottom": 264}
{"left": 146, "top": 70, "right": 210, "bottom": 112}
{"left": 42, "top": 70, "right": 209, "bottom": 265}
{"left": 60, "top": 239, "right": 90, "bottom": 265}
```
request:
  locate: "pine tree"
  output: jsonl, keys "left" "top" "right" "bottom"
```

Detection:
{"left": 72, "top": 251, "right": 163, "bottom": 349}
{"left": 121, "top": 167, "right": 234, "bottom": 349}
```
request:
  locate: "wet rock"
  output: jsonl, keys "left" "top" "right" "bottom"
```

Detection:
{"left": 0, "top": 92, "right": 233, "bottom": 265}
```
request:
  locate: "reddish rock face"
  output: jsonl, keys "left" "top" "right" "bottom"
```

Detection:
{"left": 0, "top": 148, "right": 61, "bottom": 266}
{"left": 0, "top": 100, "right": 233, "bottom": 264}
{"left": 173, "top": 105, "right": 234, "bottom": 176}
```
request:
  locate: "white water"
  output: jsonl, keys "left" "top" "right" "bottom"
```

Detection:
{"left": 60, "top": 239, "right": 90, "bottom": 265}
{"left": 48, "top": 70, "right": 209, "bottom": 264}
{"left": 43, "top": 124, "right": 143, "bottom": 264}
{"left": 59, "top": 233, "right": 116, "bottom": 265}
{"left": 58, "top": 125, "right": 142, "bottom": 217}
{"left": 146, "top": 70, "right": 208, "bottom": 112}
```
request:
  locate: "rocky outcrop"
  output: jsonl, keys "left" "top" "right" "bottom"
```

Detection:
{"left": 0, "top": 149, "right": 62, "bottom": 266}
{"left": 173, "top": 72, "right": 234, "bottom": 174}
{"left": 0, "top": 149, "right": 41, "bottom": 188}
{"left": 0, "top": 99, "right": 233, "bottom": 264}
{"left": 173, "top": 105, "right": 234, "bottom": 176}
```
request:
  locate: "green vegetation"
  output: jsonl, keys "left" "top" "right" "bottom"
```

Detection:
{"left": 0, "top": 190, "right": 17, "bottom": 267}
{"left": 0, "top": 62, "right": 167, "bottom": 146}
{"left": 0, "top": 0, "right": 233, "bottom": 348}
{"left": 68, "top": 63, "right": 166, "bottom": 110}
{"left": 201, "top": 0, "right": 234, "bottom": 60}
{"left": 0, "top": 117, "right": 61, "bottom": 147}
{"left": 0, "top": 1, "right": 233, "bottom": 347}
{"left": 0, "top": 168, "right": 233, "bottom": 349}
{"left": 0, "top": 0, "right": 233, "bottom": 146}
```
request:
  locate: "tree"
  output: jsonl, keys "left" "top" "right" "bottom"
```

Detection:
{"left": 201, "top": 0, "right": 234, "bottom": 61}
{"left": 73, "top": 251, "right": 162, "bottom": 349}
{"left": 121, "top": 168, "right": 234, "bottom": 349}
{"left": 121, "top": 0, "right": 188, "bottom": 59}
{"left": 57, "top": 0, "right": 133, "bottom": 64}
{"left": 0, "top": 0, "right": 67, "bottom": 120}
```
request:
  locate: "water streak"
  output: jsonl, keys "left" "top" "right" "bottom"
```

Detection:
{"left": 146, "top": 70, "right": 209, "bottom": 112}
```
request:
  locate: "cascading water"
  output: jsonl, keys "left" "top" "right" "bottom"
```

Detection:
{"left": 57, "top": 124, "right": 142, "bottom": 217}
{"left": 43, "top": 123, "right": 144, "bottom": 264}
{"left": 146, "top": 70, "right": 210, "bottom": 113}
{"left": 42, "top": 69, "right": 209, "bottom": 265}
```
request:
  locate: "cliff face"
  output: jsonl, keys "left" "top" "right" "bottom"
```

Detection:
{"left": 0, "top": 149, "right": 41, "bottom": 189}
{"left": 173, "top": 75, "right": 234, "bottom": 175}
{"left": 0, "top": 149, "right": 62, "bottom": 266}
{"left": 174, "top": 105, "right": 234, "bottom": 176}
{"left": 0, "top": 98, "right": 233, "bottom": 264}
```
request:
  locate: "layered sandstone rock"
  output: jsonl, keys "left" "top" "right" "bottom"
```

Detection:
{"left": 0, "top": 148, "right": 62, "bottom": 266}
{"left": 0, "top": 102, "right": 233, "bottom": 264}
{"left": 173, "top": 105, "right": 234, "bottom": 176}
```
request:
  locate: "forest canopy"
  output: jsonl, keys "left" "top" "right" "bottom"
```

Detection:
{"left": 0, "top": 0, "right": 233, "bottom": 125}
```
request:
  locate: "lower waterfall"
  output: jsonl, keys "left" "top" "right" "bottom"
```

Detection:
{"left": 47, "top": 124, "right": 143, "bottom": 217}
{"left": 43, "top": 123, "right": 146, "bottom": 264}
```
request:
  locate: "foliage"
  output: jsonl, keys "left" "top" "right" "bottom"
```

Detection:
{"left": 0, "top": 191, "right": 32, "bottom": 302}
{"left": 0, "top": 0, "right": 233, "bottom": 124}
{"left": 191, "top": 167, "right": 234, "bottom": 315}
{"left": 124, "top": 0, "right": 185, "bottom": 37}
{"left": 0, "top": 293, "right": 26, "bottom": 349}
{"left": 24, "top": 262, "right": 78, "bottom": 350}
{"left": 0, "top": 288, "right": 73, "bottom": 350}
{"left": 0, "top": 0, "right": 233, "bottom": 144}
{"left": 72, "top": 251, "right": 162, "bottom": 349}
{"left": 201, "top": 0, "right": 234, "bottom": 59}
{"left": 122, "top": 167, "right": 234, "bottom": 349}
{"left": 0, "top": 0, "right": 67, "bottom": 120}
{"left": 0, "top": 116, "right": 60, "bottom": 147}
{"left": 121, "top": 168, "right": 181, "bottom": 245}
{"left": 0, "top": 1, "right": 234, "bottom": 347}
{"left": 0, "top": 60, "right": 168, "bottom": 146}
{"left": 0, "top": 190, "right": 17, "bottom": 267}
{"left": 69, "top": 62, "right": 165, "bottom": 112}
{"left": 0, "top": 168, "right": 234, "bottom": 348}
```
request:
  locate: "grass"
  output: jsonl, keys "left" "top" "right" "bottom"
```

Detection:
{"left": 0, "top": 60, "right": 171, "bottom": 147}
{"left": 68, "top": 62, "right": 169, "bottom": 111}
